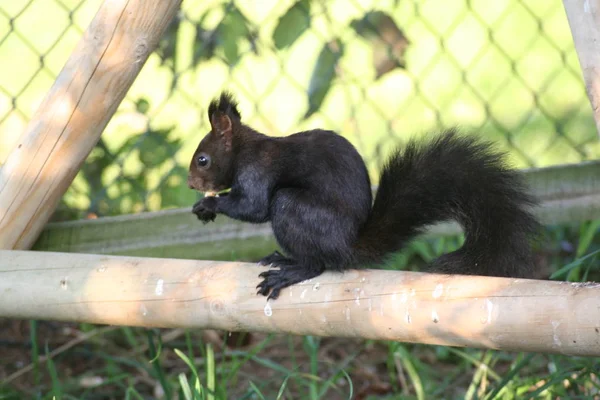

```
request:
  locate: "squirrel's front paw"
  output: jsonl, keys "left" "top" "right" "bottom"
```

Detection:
{"left": 195, "top": 209, "right": 216, "bottom": 223}
{"left": 192, "top": 198, "right": 217, "bottom": 223}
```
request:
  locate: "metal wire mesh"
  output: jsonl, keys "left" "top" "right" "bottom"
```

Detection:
{"left": 1, "top": 0, "right": 598, "bottom": 221}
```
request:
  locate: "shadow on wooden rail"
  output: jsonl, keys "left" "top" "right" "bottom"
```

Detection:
{"left": 1, "top": 250, "right": 599, "bottom": 357}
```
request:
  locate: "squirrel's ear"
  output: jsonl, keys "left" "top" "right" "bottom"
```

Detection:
{"left": 210, "top": 112, "right": 233, "bottom": 150}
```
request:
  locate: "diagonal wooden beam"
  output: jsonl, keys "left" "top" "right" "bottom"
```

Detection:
{"left": 563, "top": 0, "right": 600, "bottom": 138}
{"left": 0, "top": 0, "right": 182, "bottom": 250}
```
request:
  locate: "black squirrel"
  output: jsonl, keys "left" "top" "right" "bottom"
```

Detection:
{"left": 188, "top": 92, "right": 540, "bottom": 300}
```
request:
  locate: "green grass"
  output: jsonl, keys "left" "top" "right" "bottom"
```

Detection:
{"left": 1, "top": 0, "right": 600, "bottom": 398}
{"left": 2, "top": 222, "right": 600, "bottom": 399}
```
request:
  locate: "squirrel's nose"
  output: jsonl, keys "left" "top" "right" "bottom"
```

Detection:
{"left": 187, "top": 176, "right": 195, "bottom": 189}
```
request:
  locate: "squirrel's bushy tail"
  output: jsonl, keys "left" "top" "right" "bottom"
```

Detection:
{"left": 354, "top": 129, "right": 540, "bottom": 278}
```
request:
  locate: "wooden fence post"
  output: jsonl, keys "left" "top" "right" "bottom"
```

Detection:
{"left": 0, "top": 0, "right": 182, "bottom": 249}
{"left": 563, "top": 0, "right": 600, "bottom": 138}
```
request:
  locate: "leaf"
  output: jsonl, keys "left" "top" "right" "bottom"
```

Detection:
{"left": 110, "top": 177, "right": 146, "bottom": 215}
{"left": 81, "top": 139, "right": 116, "bottom": 216}
{"left": 155, "top": 15, "right": 181, "bottom": 67}
{"left": 137, "top": 127, "right": 179, "bottom": 168}
{"left": 304, "top": 39, "right": 344, "bottom": 119}
{"left": 549, "top": 248, "right": 600, "bottom": 280}
{"left": 45, "top": 343, "right": 62, "bottom": 399}
{"left": 114, "top": 134, "right": 144, "bottom": 158}
{"left": 82, "top": 140, "right": 112, "bottom": 191}
{"left": 483, "top": 353, "right": 535, "bottom": 400}
{"left": 160, "top": 166, "right": 197, "bottom": 209}
{"left": 273, "top": 0, "right": 311, "bottom": 49}
{"left": 276, "top": 375, "right": 292, "bottom": 400}
{"left": 135, "top": 98, "right": 150, "bottom": 114}
{"left": 394, "top": 347, "right": 425, "bottom": 400}
{"left": 248, "top": 381, "right": 267, "bottom": 400}
{"left": 216, "top": 6, "right": 252, "bottom": 66}
{"left": 576, "top": 220, "right": 600, "bottom": 257}
{"left": 409, "top": 240, "right": 436, "bottom": 262}
{"left": 206, "top": 343, "right": 215, "bottom": 400}
{"left": 178, "top": 373, "right": 194, "bottom": 400}
{"left": 193, "top": 25, "right": 218, "bottom": 67}
{"left": 174, "top": 348, "right": 204, "bottom": 399}
{"left": 192, "top": 11, "right": 218, "bottom": 67}
{"left": 350, "top": 11, "right": 409, "bottom": 79}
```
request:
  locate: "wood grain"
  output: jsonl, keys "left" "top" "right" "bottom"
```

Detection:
{"left": 1, "top": 250, "right": 599, "bottom": 356}
{"left": 0, "top": 0, "right": 182, "bottom": 250}
{"left": 563, "top": 0, "right": 600, "bottom": 137}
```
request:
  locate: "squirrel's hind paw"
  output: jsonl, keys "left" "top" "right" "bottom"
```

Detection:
{"left": 256, "top": 261, "right": 324, "bottom": 300}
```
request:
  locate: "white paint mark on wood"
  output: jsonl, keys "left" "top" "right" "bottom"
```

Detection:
{"left": 552, "top": 320, "right": 562, "bottom": 346}
{"left": 400, "top": 292, "right": 408, "bottom": 303}
{"left": 486, "top": 299, "right": 493, "bottom": 324}
{"left": 432, "top": 284, "right": 443, "bottom": 298}
{"left": 155, "top": 279, "right": 164, "bottom": 296}
{"left": 264, "top": 302, "right": 272, "bottom": 317}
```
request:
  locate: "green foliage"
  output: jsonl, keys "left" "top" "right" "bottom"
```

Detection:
{"left": 158, "top": 3, "right": 255, "bottom": 71}
{"left": 217, "top": 7, "right": 254, "bottom": 66}
{"left": 44, "top": 343, "right": 62, "bottom": 399}
{"left": 175, "top": 348, "right": 205, "bottom": 399}
{"left": 2, "top": 0, "right": 600, "bottom": 397}
{"left": 273, "top": 0, "right": 311, "bottom": 50}
{"left": 3, "top": 235, "right": 600, "bottom": 398}
{"left": 350, "top": 11, "right": 409, "bottom": 78}
{"left": 3, "top": 0, "right": 599, "bottom": 223}
{"left": 304, "top": 39, "right": 345, "bottom": 119}
{"left": 48, "top": 0, "right": 413, "bottom": 221}
{"left": 156, "top": 16, "right": 182, "bottom": 68}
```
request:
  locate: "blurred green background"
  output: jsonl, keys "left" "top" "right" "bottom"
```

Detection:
{"left": 1, "top": 0, "right": 599, "bottom": 221}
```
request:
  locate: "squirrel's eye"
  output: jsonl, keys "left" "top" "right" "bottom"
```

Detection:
{"left": 197, "top": 154, "right": 210, "bottom": 167}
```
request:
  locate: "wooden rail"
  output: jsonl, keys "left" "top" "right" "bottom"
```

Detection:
{"left": 31, "top": 160, "right": 600, "bottom": 260}
{"left": 1, "top": 250, "right": 599, "bottom": 357}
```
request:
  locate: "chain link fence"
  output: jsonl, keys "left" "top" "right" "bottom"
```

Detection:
{"left": 1, "top": 0, "right": 599, "bottom": 221}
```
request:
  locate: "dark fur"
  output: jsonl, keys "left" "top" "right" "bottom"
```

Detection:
{"left": 355, "top": 132, "right": 539, "bottom": 278}
{"left": 208, "top": 92, "right": 241, "bottom": 120}
{"left": 189, "top": 92, "right": 540, "bottom": 300}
